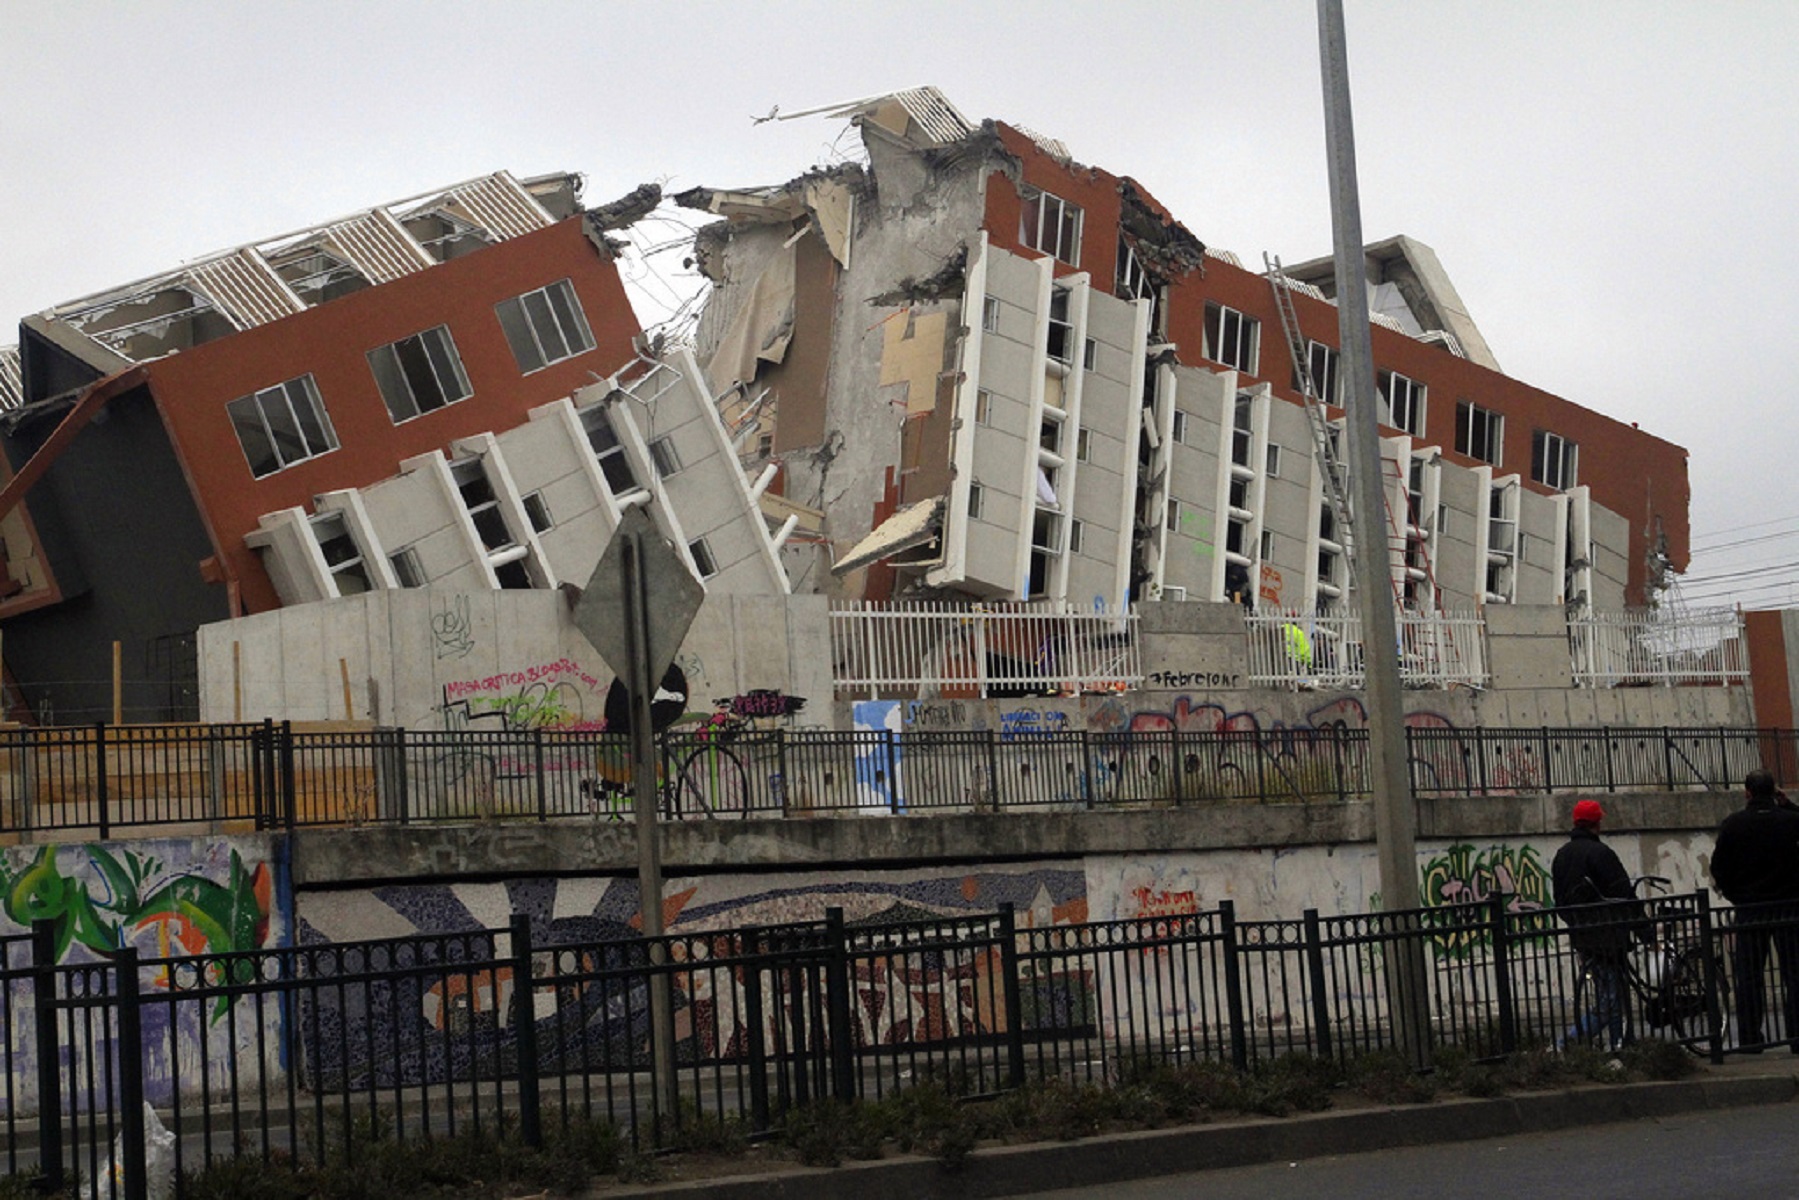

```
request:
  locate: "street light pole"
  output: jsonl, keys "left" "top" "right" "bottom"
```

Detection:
{"left": 1315, "top": 0, "right": 1430, "bottom": 1059}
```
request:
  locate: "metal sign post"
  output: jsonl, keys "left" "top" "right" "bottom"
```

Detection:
{"left": 574, "top": 505, "right": 705, "bottom": 1122}
{"left": 620, "top": 531, "right": 679, "bottom": 1119}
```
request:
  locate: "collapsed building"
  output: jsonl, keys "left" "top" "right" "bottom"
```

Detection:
{"left": 0, "top": 90, "right": 1709, "bottom": 728}
{"left": 682, "top": 88, "right": 1689, "bottom": 618}
{"left": 0, "top": 172, "right": 789, "bottom": 723}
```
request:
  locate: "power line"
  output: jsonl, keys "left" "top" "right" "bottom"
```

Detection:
{"left": 1678, "top": 557, "right": 1799, "bottom": 587}
{"left": 1690, "top": 526, "right": 1799, "bottom": 557}
{"left": 1691, "top": 513, "right": 1799, "bottom": 548}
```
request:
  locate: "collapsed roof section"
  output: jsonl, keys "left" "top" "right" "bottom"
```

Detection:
{"left": 1279, "top": 234, "right": 1500, "bottom": 373}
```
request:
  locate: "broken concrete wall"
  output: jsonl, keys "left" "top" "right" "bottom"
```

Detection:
{"left": 778, "top": 142, "right": 992, "bottom": 580}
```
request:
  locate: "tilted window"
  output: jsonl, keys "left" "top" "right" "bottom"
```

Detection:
{"left": 228, "top": 375, "right": 338, "bottom": 478}
{"left": 495, "top": 278, "right": 595, "bottom": 373}
{"left": 580, "top": 405, "right": 642, "bottom": 496}
{"left": 311, "top": 513, "right": 370, "bottom": 595}
{"left": 369, "top": 325, "right": 472, "bottom": 423}
{"left": 1379, "top": 370, "right": 1426, "bottom": 437}
{"left": 1019, "top": 187, "right": 1082, "bottom": 265}
{"left": 1203, "top": 303, "right": 1259, "bottom": 375}
{"left": 1532, "top": 430, "right": 1578, "bottom": 490}
{"left": 1456, "top": 401, "right": 1504, "bottom": 465}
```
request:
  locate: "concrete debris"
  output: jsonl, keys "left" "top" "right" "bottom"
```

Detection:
{"left": 1119, "top": 179, "right": 1207, "bottom": 281}
{"left": 866, "top": 245, "right": 968, "bottom": 307}
{"left": 583, "top": 182, "right": 663, "bottom": 232}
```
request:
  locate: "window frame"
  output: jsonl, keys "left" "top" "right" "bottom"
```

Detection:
{"left": 1302, "top": 340, "right": 1341, "bottom": 403}
{"left": 1379, "top": 370, "right": 1427, "bottom": 438}
{"left": 311, "top": 512, "right": 371, "bottom": 595}
{"left": 1202, "top": 302, "right": 1260, "bottom": 375}
{"left": 228, "top": 374, "right": 338, "bottom": 479}
{"left": 1455, "top": 400, "right": 1504, "bottom": 465}
{"left": 648, "top": 435, "right": 683, "bottom": 479}
{"left": 1531, "top": 429, "right": 1578, "bottom": 490}
{"left": 390, "top": 546, "right": 426, "bottom": 588}
{"left": 1018, "top": 186, "right": 1083, "bottom": 265}
{"left": 368, "top": 324, "right": 472, "bottom": 424}
{"left": 981, "top": 296, "right": 1001, "bottom": 334}
{"left": 689, "top": 538, "right": 719, "bottom": 579}
{"left": 1171, "top": 409, "right": 1188, "bottom": 445}
{"left": 495, "top": 278, "right": 596, "bottom": 374}
{"left": 579, "top": 405, "right": 644, "bottom": 497}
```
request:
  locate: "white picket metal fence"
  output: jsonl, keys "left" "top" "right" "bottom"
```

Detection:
{"left": 1568, "top": 606, "right": 1747, "bottom": 687}
{"left": 830, "top": 600, "right": 1141, "bottom": 698}
{"left": 1246, "top": 607, "right": 1490, "bottom": 690}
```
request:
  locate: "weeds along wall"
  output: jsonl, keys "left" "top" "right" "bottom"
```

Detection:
{"left": 197, "top": 590, "right": 1754, "bottom": 734}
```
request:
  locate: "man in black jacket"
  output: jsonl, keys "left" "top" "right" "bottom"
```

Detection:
{"left": 1552, "top": 799, "right": 1637, "bottom": 1047}
{"left": 1710, "top": 769, "right": 1799, "bottom": 1049}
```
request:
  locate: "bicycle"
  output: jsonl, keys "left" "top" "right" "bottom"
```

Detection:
{"left": 1567, "top": 875, "right": 1729, "bottom": 1054}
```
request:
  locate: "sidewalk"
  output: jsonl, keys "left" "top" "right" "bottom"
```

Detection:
{"left": 591, "top": 1059, "right": 1799, "bottom": 1200}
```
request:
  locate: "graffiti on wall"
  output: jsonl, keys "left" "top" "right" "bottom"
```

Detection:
{"left": 0, "top": 840, "right": 284, "bottom": 1115}
{"left": 999, "top": 709, "right": 1069, "bottom": 741}
{"left": 295, "top": 864, "right": 1092, "bottom": 1088}
{"left": 431, "top": 595, "right": 476, "bottom": 660}
{"left": 0, "top": 844, "right": 274, "bottom": 967}
{"left": 1418, "top": 841, "right": 1552, "bottom": 960}
{"left": 1093, "top": 695, "right": 1457, "bottom": 738}
{"left": 440, "top": 658, "right": 607, "bottom": 733}
{"left": 720, "top": 690, "right": 808, "bottom": 723}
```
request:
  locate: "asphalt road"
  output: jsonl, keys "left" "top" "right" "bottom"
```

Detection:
{"left": 1024, "top": 1101, "right": 1799, "bottom": 1200}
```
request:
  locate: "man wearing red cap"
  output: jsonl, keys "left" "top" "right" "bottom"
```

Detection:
{"left": 1552, "top": 798, "right": 1636, "bottom": 1047}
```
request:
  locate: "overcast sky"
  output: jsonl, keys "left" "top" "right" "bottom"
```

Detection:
{"left": 5, "top": 0, "right": 1795, "bottom": 607}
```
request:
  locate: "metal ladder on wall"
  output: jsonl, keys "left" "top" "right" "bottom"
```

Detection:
{"left": 1265, "top": 256, "right": 1472, "bottom": 680}
{"left": 1266, "top": 254, "right": 1360, "bottom": 596}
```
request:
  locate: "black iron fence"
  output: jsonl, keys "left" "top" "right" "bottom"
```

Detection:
{"left": 0, "top": 722, "right": 1794, "bottom": 836}
{"left": 12, "top": 891, "right": 1799, "bottom": 1196}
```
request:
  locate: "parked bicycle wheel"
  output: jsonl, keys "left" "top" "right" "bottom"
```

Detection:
{"left": 677, "top": 745, "right": 751, "bottom": 817}
{"left": 1658, "top": 947, "right": 1730, "bottom": 1051}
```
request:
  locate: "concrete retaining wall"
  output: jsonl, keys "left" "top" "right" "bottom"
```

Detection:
{"left": 197, "top": 590, "right": 1754, "bottom": 734}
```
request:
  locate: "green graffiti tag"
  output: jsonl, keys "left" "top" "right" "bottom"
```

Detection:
{"left": 0, "top": 845, "right": 273, "bottom": 966}
{"left": 1419, "top": 842, "right": 1551, "bottom": 960}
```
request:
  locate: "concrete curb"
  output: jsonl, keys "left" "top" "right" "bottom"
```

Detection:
{"left": 605, "top": 1073, "right": 1798, "bottom": 1199}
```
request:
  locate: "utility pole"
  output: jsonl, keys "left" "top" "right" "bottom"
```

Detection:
{"left": 1315, "top": 0, "right": 1431, "bottom": 1059}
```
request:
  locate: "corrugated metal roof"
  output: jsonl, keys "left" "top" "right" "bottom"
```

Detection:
{"left": 1416, "top": 329, "right": 1466, "bottom": 358}
{"left": 780, "top": 86, "right": 975, "bottom": 147}
{"left": 0, "top": 347, "right": 21, "bottom": 412}
{"left": 427, "top": 173, "right": 555, "bottom": 241}
{"left": 187, "top": 250, "right": 304, "bottom": 330}
{"left": 324, "top": 209, "right": 434, "bottom": 284}
{"left": 888, "top": 87, "right": 976, "bottom": 145}
{"left": 1012, "top": 125, "right": 1071, "bottom": 163}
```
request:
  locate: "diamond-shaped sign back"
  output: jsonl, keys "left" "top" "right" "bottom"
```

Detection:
{"left": 573, "top": 506, "right": 704, "bottom": 685}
